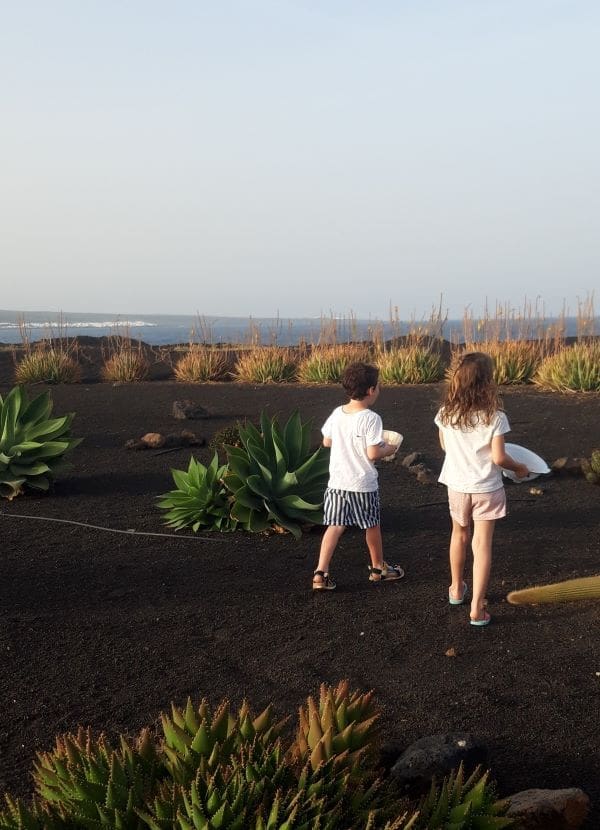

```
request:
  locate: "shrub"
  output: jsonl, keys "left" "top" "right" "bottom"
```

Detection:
{"left": 581, "top": 448, "right": 600, "bottom": 485}
{"left": 297, "top": 344, "right": 371, "bottom": 384}
{"left": 377, "top": 347, "right": 443, "bottom": 384}
{"left": 224, "top": 410, "right": 329, "bottom": 538}
{"left": 14, "top": 349, "right": 81, "bottom": 385}
{"left": 208, "top": 424, "right": 243, "bottom": 453}
{"left": 0, "top": 386, "right": 81, "bottom": 500}
{"left": 173, "top": 346, "right": 231, "bottom": 382}
{"left": 533, "top": 342, "right": 600, "bottom": 392}
{"left": 157, "top": 453, "right": 236, "bottom": 532}
{"left": 101, "top": 338, "right": 149, "bottom": 382}
{"left": 448, "top": 341, "right": 544, "bottom": 386}
{"left": 0, "top": 683, "right": 512, "bottom": 830}
{"left": 233, "top": 347, "right": 298, "bottom": 383}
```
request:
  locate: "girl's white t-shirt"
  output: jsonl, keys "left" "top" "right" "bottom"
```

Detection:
{"left": 434, "top": 408, "right": 510, "bottom": 493}
{"left": 322, "top": 406, "right": 383, "bottom": 492}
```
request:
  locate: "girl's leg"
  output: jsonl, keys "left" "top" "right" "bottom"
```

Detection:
{"left": 449, "top": 518, "right": 470, "bottom": 600}
{"left": 470, "top": 519, "right": 495, "bottom": 620}
{"left": 314, "top": 525, "right": 345, "bottom": 581}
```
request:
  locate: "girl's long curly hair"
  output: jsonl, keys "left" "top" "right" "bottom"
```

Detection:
{"left": 439, "top": 352, "right": 502, "bottom": 427}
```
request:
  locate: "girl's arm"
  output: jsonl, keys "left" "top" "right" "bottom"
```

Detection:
{"left": 438, "top": 429, "right": 445, "bottom": 451}
{"left": 322, "top": 437, "right": 332, "bottom": 448}
{"left": 491, "top": 435, "right": 529, "bottom": 479}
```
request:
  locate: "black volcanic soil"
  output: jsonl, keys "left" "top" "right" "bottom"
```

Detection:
{"left": 0, "top": 371, "right": 599, "bottom": 824}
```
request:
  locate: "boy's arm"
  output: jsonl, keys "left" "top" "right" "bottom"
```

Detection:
{"left": 366, "top": 442, "right": 396, "bottom": 461}
{"left": 491, "top": 435, "right": 529, "bottom": 479}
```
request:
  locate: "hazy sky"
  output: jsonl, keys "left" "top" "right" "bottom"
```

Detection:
{"left": 1, "top": 1, "right": 598, "bottom": 319}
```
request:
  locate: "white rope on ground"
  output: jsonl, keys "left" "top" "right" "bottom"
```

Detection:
{"left": 0, "top": 511, "right": 229, "bottom": 543}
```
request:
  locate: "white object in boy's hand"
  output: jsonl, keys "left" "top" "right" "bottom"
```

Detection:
{"left": 502, "top": 442, "right": 551, "bottom": 482}
{"left": 381, "top": 430, "right": 403, "bottom": 462}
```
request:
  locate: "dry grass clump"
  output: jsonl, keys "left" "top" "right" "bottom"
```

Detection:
{"left": 101, "top": 338, "right": 149, "bottom": 382}
{"left": 173, "top": 346, "right": 231, "bottom": 382}
{"left": 377, "top": 346, "right": 443, "bottom": 384}
{"left": 450, "top": 340, "right": 545, "bottom": 385}
{"left": 533, "top": 342, "right": 600, "bottom": 392}
{"left": 296, "top": 344, "right": 371, "bottom": 384}
{"left": 233, "top": 346, "right": 298, "bottom": 383}
{"left": 14, "top": 348, "right": 81, "bottom": 384}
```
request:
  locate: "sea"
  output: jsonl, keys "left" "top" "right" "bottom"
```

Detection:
{"left": 0, "top": 309, "right": 593, "bottom": 347}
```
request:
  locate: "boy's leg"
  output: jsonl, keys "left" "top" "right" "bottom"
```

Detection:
{"left": 314, "top": 525, "right": 345, "bottom": 582}
{"left": 449, "top": 518, "right": 470, "bottom": 600}
{"left": 365, "top": 524, "right": 384, "bottom": 568}
{"left": 470, "top": 519, "right": 495, "bottom": 620}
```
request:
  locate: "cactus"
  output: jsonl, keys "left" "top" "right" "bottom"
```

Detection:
{"left": 507, "top": 575, "right": 600, "bottom": 605}
{"left": 291, "top": 680, "right": 379, "bottom": 772}
{"left": 581, "top": 448, "right": 600, "bottom": 484}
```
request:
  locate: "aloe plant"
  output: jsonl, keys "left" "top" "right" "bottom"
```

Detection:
{"left": 291, "top": 680, "right": 379, "bottom": 772}
{"left": 0, "top": 795, "right": 65, "bottom": 830}
{"left": 33, "top": 727, "right": 161, "bottom": 829}
{"left": 411, "top": 764, "right": 513, "bottom": 829}
{"left": 224, "top": 411, "right": 329, "bottom": 539}
{"left": 581, "top": 448, "right": 600, "bottom": 485}
{"left": 0, "top": 386, "right": 81, "bottom": 500}
{"left": 157, "top": 454, "right": 236, "bottom": 532}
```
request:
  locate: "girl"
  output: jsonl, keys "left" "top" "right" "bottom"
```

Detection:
{"left": 435, "top": 352, "right": 528, "bottom": 626}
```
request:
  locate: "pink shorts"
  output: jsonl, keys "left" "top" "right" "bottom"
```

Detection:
{"left": 448, "top": 487, "right": 507, "bottom": 526}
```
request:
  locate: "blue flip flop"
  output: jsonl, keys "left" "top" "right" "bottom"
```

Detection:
{"left": 470, "top": 611, "right": 491, "bottom": 627}
{"left": 448, "top": 581, "right": 468, "bottom": 605}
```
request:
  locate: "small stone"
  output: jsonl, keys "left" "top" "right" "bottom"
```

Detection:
{"left": 445, "top": 647, "right": 457, "bottom": 658}
{"left": 124, "top": 439, "right": 147, "bottom": 450}
{"left": 551, "top": 457, "right": 583, "bottom": 475}
{"left": 506, "top": 787, "right": 590, "bottom": 829}
{"left": 402, "top": 451, "right": 422, "bottom": 468}
{"left": 529, "top": 487, "right": 544, "bottom": 495}
{"left": 172, "top": 400, "right": 210, "bottom": 420}
{"left": 141, "top": 432, "right": 165, "bottom": 448}
{"left": 417, "top": 469, "right": 435, "bottom": 485}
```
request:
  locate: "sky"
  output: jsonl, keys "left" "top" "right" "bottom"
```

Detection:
{"left": 1, "top": 0, "right": 599, "bottom": 320}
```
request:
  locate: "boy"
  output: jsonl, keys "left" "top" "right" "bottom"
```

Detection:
{"left": 312, "top": 362, "right": 405, "bottom": 590}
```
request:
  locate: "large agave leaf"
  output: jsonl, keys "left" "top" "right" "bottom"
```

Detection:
{"left": 20, "top": 390, "right": 53, "bottom": 425}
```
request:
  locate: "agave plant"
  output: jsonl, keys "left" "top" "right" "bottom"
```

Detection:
{"left": 33, "top": 727, "right": 161, "bottom": 830}
{"left": 157, "top": 454, "right": 236, "bottom": 532}
{"left": 0, "top": 386, "right": 81, "bottom": 500}
{"left": 224, "top": 411, "right": 329, "bottom": 539}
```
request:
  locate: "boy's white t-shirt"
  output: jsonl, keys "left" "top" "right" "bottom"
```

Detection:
{"left": 434, "top": 408, "right": 510, "bottom": 493}
{"left": 322, "top": 406, "right": 383, "bottom": 492}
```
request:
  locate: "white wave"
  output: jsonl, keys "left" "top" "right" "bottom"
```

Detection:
{"left": 0, "top": 320, "right": 158, "bottom": 329}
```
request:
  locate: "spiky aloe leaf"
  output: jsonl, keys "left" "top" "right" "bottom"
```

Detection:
{"left": 0, "top": 795, "right": 66, "bottom": 830}
{"left": 507, "top": 575, "right": 600, "bottom": 605}
{"left": 157, "top": 454, "right": 237, "bottom": 532}
{"left": 0, "top": 386, "right": 80, "bottom": 500}
{"left": 223, "top": 411, "right": 329, "bottom": 539}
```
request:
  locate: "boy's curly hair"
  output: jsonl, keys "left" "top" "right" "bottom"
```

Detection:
{"left": 342, "top": 362, "right": 379, "bottom": 400}
{"left": 439, "top": 352, "right": 501, "bottom": 427}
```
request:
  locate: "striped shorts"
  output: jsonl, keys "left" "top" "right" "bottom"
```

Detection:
{"left": 323, "top": 488, "right": 380, "bottom": 529}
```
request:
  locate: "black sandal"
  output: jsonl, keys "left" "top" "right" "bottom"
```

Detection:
{"left": 368, "top": 562, "right": 405, "bottom": 583}
{"left": 312, "top": 570, "right": 336, "bottom": 591}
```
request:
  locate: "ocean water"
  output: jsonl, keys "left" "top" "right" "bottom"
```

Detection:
{"left": 0, "top": 309, "right": 592, "bottom": 346}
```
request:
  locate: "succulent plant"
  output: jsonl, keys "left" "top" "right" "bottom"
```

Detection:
{"left": 291, "top": 681, "right": 379, "bottom": 772}
{"left": 411, "top": 764, "right": 513, "bottom": 829}
{"left": 224, "top": 411, "right": 329, "bottom": 539}
{"left": 0, "top": 795, "right": 66, "bottom": 830}
{"left": 0, "top": 386, "right": 81, "bottom": 500}
{"left": 208, "top": 424, "right": 242, "bottom": 453}
{"left": 157, "top": 454, "right": 236, "bottom": 532}
{"left": 160, "top": 698, "right": 288, "bottom": 786}
{"left": 507, "top": 574, "right": 600, "bottom": 605}
{"left": 581, "top": 448, "right": 600, "bottom": 484}
{"left": 33, "top": 727, "right": 160, "bottom": 829}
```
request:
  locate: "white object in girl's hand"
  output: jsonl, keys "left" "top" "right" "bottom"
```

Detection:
{"left": 381, "top": 430, "right": 403, "bottom": 462}
{"left": 502, "top": 443, "right": 551, "bottom": 482}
